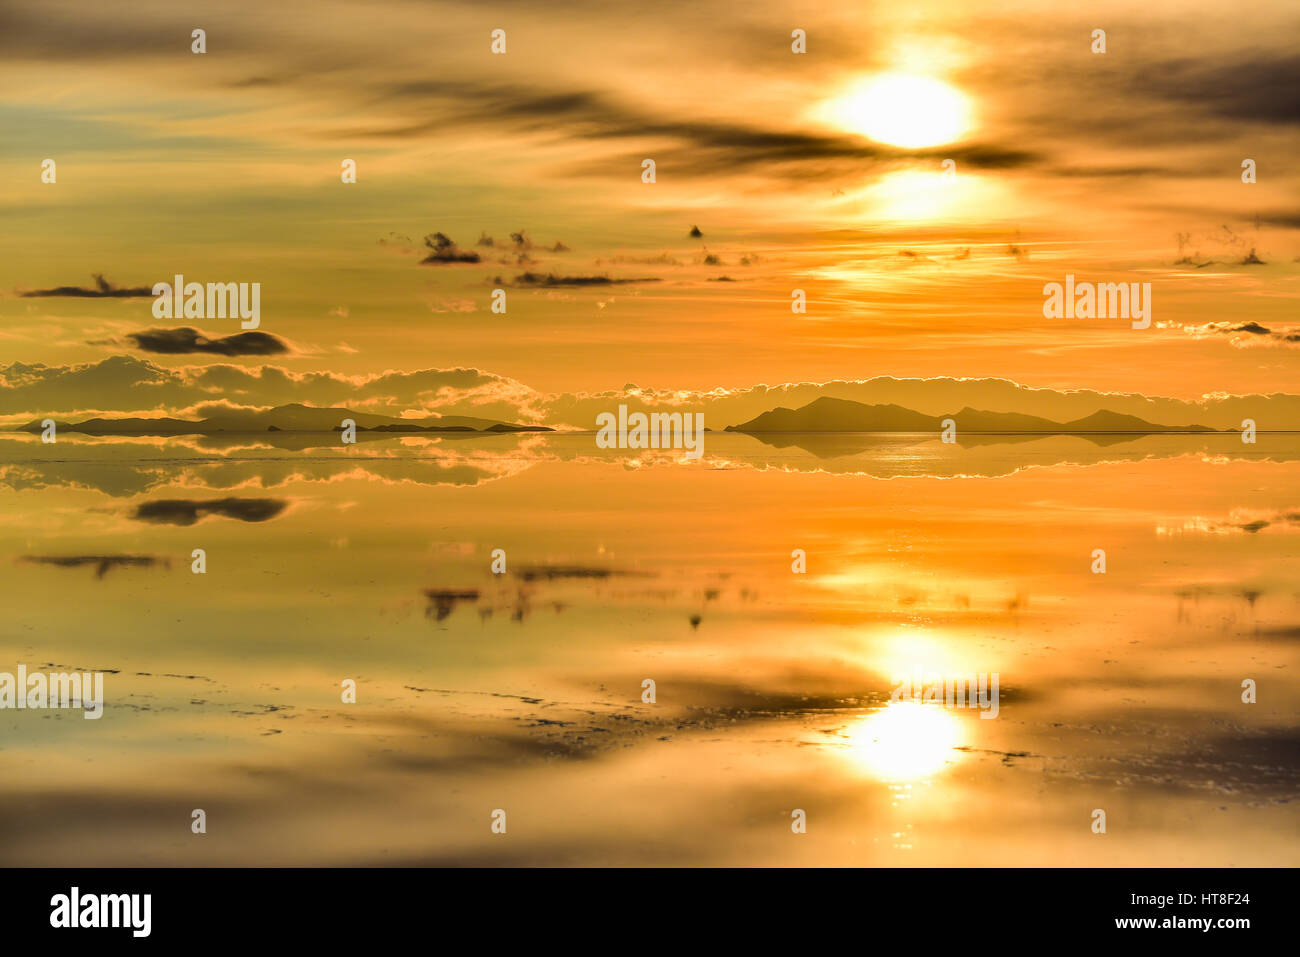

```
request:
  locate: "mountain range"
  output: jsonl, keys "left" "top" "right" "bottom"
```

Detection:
{"left": 724, "top": 397, "right": 1219, "bottom": 433}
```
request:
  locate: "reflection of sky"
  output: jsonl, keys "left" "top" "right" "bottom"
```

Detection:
{"left": 0, "top": 437, "right": 1296, "bottom": 863}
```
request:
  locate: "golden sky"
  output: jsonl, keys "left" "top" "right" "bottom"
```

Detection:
{"left": 2, "top": 0, "right": 1298, "bottom": 424}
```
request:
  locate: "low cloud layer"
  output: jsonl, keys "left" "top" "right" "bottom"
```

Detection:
{"left": 4, "top": 355, "right": 1300, "bottom": 432}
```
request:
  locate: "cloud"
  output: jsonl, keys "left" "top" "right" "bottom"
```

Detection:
{"left": 126, "top": 327, "right": 290, "bottom": 356}
{"left": 1182, "top": 321, "right": 1300, "bottom": 347}
{"left": 344, "top": 80, "right": 1039, "bottom": 180}
{"left": 420, "top": 232, "right": 480, "bottom": 264}
{"left": 19, "top": 274, "right": 153, "bottom": 298}
{"left": 7, "top": 358, "right": 1300, "bottom": 434}
{"left": 0, "top": 355, "right": 542, "bottom": 422}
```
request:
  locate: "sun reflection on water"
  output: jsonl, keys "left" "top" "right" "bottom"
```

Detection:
{"left": 847, "top": 701, "right": 961, "bottom": 780}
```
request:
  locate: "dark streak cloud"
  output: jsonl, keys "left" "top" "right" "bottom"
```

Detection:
{"left": 126, "top": 327, "right": 289, "bottom": 356}
{"left": 20, "top": 274, "right": 153, "bottom": 298}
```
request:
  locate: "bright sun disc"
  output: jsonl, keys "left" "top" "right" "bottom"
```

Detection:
{"left": 829, "top": 74, "right": 970, "bottom": 148}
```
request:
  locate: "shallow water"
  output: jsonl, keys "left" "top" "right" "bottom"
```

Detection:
{"left": 0, "top": 431, "right": 1296, "bottom": 865}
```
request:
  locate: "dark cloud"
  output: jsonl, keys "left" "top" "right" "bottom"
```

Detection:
{"left": 20, "top": 554, "right": 168, "bottom": 579}
{"left": 20, "top": 274, "right": 153, "bottom": 298}
{"left": 126, "top": 327, "right": 289, "bottom": 356}
{"left": 420, "top": 232, "right": 480, "bottom": 264}
{"left": 130, "top": 497, "right": 288, "bottom": 526}
{"left": 0, "top": 7, "right": 187, "bottom": 61}
{"left": 1136, "top": 52, "right": 1300, "bottom": 125}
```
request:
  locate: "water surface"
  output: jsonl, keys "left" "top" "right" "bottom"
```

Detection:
{"left": 0, "top": 432, "right": 1296, "bottom": 865}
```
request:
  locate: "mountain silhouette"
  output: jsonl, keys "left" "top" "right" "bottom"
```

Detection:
{"left": 725, "top": 397, "right": 1217, "bottom": 434}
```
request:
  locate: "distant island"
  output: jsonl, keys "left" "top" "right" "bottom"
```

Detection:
{"left": 725, "top": 396, "right": 1220, "bottom": 433}
{"left": 17, "top": 403, "right": 554, "bottom": 436}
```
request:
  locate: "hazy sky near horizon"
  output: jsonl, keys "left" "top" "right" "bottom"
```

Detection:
{"left": 2, "top": 0, "right": 1298, "bottom": 421}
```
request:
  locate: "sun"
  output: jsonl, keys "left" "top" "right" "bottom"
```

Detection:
{"left": 824, "top": 74, "right": 971, "bottom": 148}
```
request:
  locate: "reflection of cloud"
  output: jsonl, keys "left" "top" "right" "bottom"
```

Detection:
{"left": 0, "top": 433, "right": 547, "bottom": 496}
{"left": 516, "top": 565, "right": 644, "bottom": 582}
{"left": 422, "top": 588, "right": 479, "bottom": 622}
{"left": 130, "top": 497, "right": 287, "bottom": 526}
{"left": 19, "top": 554, "right": 168, "bottom": 579}
{"left": 1157, "top": 508, "right": 1300, "bottom": 536}
{"left": 505, "top": 273, "right": 659, "bottom": 287}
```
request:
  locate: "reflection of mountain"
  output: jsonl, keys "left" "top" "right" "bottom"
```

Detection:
{"left": 17, "top": 403, "right": 552, "bottom": 436}
{"left": 2, "top": 432, "right": 1295, "bottom": 494}
{"left": 725, "top": 397, "right": 1218, "bottom": 437}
